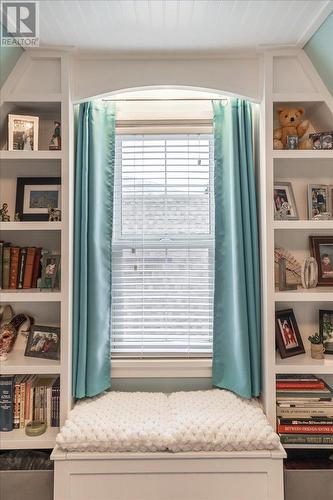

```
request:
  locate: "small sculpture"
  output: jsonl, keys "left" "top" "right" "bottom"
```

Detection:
{"left": 301, "top": 257, "right": 318, "bottom": 289}
{"left": 14, "top": 212, "right": 20, "bottom": 222}
{"left": 48, "top": 207, "right": 61, "bottom": 222}
{"left": 308, "top": 333, "right": 325, "bottom": 359}
{"left": 278, "top": 256, "right": 297, "bottom": 291}
{"left": 49, "top": 121, "right": 61, "bottom": 150}
{"left": 0, "top": 203, "right": 10, "bottom": 222}
{"left": 274, "top": 201, "right": 292, "bottom": 221}
{"left": 0, "top": 314, "right": 28, "bottom": 361}
{"left": 313, "top": 212, "right": 332, "bottom": 220}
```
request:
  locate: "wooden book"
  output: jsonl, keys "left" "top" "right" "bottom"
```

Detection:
{"left": 17, "top": 248, "right": 27, "bottom": 289}
{"left": 23, "top": 247, "right": 36, "bottom": 289}
{"left": 9, "top": 247, "right": 20, "bottom": 289}
{"left": 31, "top": 248, "right": 42, "bottom": 288}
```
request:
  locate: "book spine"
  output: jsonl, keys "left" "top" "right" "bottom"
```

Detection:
{"left": 276, "top": 382, "right": 325, "bottom": 390}
{"left": 13, "top": 379, "right": 20, "bottom": 429}
{"left": 280, "top": 433, "right": 333, "bottom": 445}
{"left": 19, "top": 381, "right": 26, "bottom": 428}
{"left": 277, "top": 407, "right": 333, "bottom": 418}
{"left": 0, "top": 376, "right": 14, "bottom": 432}
{"left": 46, "top": 386, "right": 51, "bottom": 427}
{"left": 278, "top": 424, "right": 333, "bottom": 434}
{"left": 279, "top": 418, "right": 333, "bottom": 425}
{"left": 29, "top": 386, "right": 34, "bottom": 422}
{"left": 2, "top": 246, "right": 11, "bottom": 289}
{"left": 23, "top": 247, "right": 36, "bottom": 289}
{"left": 9, "top": 247, "right": 20, "bottom": 289}
{"left": 31, "top": 248, "right": 42, "bottom": 288}
{"left": 0, "top": 242, "right": 3, "bottom": 289}
{"left": 276, "top": 374, "right": 318, "bottom": 381}
{"left": 56, "top": 386, "right": 60, "bottom": 426}
{"left": 25, "top": 379, "right": 31, "bottom": 424}
{"left": 17, "top": 248, "right": 27, "bottom": 289}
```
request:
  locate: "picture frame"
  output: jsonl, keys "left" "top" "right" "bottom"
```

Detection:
{"left": 8, "top": 114, "right": 39, "bottom": 151}
{"left": 321, "top": 131, "right": 333, "bottom": 150}
{"left": 40, "top": 253, "right": 60, "bottom": 289}
{"left": 286, "top": 135, "right": 298, "bottom": 150}
{"left": 310, "top": 236, "right": 333, "bottom": 286}
{"left": 275, "top": 309, "right": 305, "bottom": 359}
{"left": 15, "top": 177, "right": 61, "bottom": 221}
{"left": 25, "top": 325, "right": 60, "bottom": 360}
{"left": 273, "top": 182, "right": 299, "bottom": 220}
{"left": 307, "top": 184, "right": 330, "bottom": 219}
{"left": 319, "top": 310, "right": 333, "bottom": 355}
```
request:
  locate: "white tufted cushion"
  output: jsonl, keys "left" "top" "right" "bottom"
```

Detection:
{"left": 56, "top": 389, "right": 280, "bottom": 452}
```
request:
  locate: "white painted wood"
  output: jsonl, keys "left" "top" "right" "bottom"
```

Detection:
{"left": 111, "top": 358, "right": 212, "bottom": 379}
{"left": 0, "top": 150, "right": 63, "bottom": 160}
{"left": 273, "top": 221, "right": 333, "bottom": 230}
{"left": 38, "top": 1, "right": 331, "bottom": 52}
{"left": 275, "top": 288, "right": 333, "bottom": 302}
{"left": 275, "top": 352, "right": 333, "bottom": 374}
{"left": 52, "top": 447, "right": 285, "bottom": 500}
{"left": 0, "top": 291, "right": 62, "bottom": 302}
{"left": 0, "top": 427, "right": 59, "bottom": 450}
{"left": 0, "top": 222, "right": 62, "bottom": 231}
{"left": 0, "top": 350, "right": 61, "bottom": 375}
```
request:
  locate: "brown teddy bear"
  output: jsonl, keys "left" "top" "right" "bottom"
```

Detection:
{"left": 273, "top": 107, "right": 311, "bottom": 150}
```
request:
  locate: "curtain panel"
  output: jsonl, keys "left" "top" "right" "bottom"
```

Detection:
{"left": 212, "top": 98, "right": 261, "bottom": 399}
{"left": 72, "top": 100, "right": 115, "bottom": 398}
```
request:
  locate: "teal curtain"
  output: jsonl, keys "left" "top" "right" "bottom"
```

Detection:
{"left": 72, "top": 100, "right": 115, "bottom": 398}
{"left": 212, "top": 98, "right": 261, "bottom": 399}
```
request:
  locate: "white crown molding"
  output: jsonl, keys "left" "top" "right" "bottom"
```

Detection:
{"left": 297, "top": 0, "right": 333, "bottom": 47}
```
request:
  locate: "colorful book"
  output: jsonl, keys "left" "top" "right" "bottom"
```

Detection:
{"left": 9, "top": 247, "right": 20, "bottom": 289}
{"left": 0, "top": 241, "right": 3, "bottom": 289}
{"left": 23, "top": 247, "right": 36, "bottom": 289}
{"left": 2, "top": 245, "right": 11, "bottom": 289}
{"left": 31, "top": 248, "right": 42, "bottom": 288}
{"left": 0, "top": 376, "right": 14, "bottom": 432}
{"left": 17, "top": 248, "right": 27, "bottom": 289}
{"left": 276, "top": 374, "right": 319, "bottom": 381}
{"left": 280, "top": 433, "right": 333, "bottom": 445}
{"left": 13, "top": 375, "right": 24, "bottom": 429}
{"left": 278, "top": 417, "right": 333, "bottom": 425}
{"left": 278, "top": 424, "right": 333, "bottom": 434}
{"left": 276, "top": 381, "right": 325, "bottom": 390}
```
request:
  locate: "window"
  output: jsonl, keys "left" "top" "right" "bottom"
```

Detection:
{"left": 111, "top": 133, "right": 214, "bottom": 357}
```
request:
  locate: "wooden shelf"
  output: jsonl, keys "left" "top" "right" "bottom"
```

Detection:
{"left": 273, "top": 150, "right": 333, "bottom": 159}
{"left": 0, "top": 150, "right": 62, "bottom": 160}
{"left": 0, "top": 426, "right": 59, "bottom": 450}
{"left": 273, "top": 220, "right": 333, "bottom": 230}
{"left": 275, "top": 351, "right": 333, "bottom": 374}
{"left": 275, "top": 288, "right": 333, "bottom": 302}
{"left": 0, "top": 290, "right": 62, "bottom": 302}
{"left": 0, "top": 350, "right": 61, "bottom": 375}
{"left": 0, "top": 222, "right": 62, "bottom": 231}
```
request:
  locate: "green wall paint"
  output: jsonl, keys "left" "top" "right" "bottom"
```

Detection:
{"left": 0, "top": 45, "right": 23, "bottom": 87}
{"left": 304, "top": 11, "right": 333, "bottom": 96}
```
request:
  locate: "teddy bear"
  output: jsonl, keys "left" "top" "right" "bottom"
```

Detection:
{"left": 273, "top": 107, "right": 312, "bottom": 150}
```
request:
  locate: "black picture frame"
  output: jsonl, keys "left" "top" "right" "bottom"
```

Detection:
{"left": 275, "top": 309, "right": 305, "bottom": 359}
{"left": 25, "top": 325, "right": 60, "bottom": 360}
{"left": 310, "top": 236, "right": 333, "bottom": 286}
{"left": 319, "top": 309, "right": 333, "bottom": 355}
{"left": 15, "top": 177, "right": 61, "bottom": 221}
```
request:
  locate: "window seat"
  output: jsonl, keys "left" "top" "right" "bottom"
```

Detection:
{"left": 52, "top": 390, "right": 285, "bottom": 500}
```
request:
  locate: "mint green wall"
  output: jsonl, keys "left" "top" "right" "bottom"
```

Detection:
{"left": 0, "top": 46, "right": 23, "bottom": 87}
{"left": 304, "top": 11, "right": 333, "bottom": 96}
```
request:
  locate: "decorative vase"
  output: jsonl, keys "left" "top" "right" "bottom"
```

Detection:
{"left": 310, "top": 343, "right": 325, "bottom": 360}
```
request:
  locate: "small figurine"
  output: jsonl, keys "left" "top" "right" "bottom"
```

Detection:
{"left": 0, "top": 314, "right": 28, "bottom": 361}
{"left": 14, "top": 212, "right": 21, "bottom": 222}
{"left": 274, "top": 201, "right": 291, "bottom": 221}
{"left": 0, "top": 203, "right": 10, "bottom": 222}
{"left": 49, "top": 121, "right": 61, "bottom": 150}
{"left": 48, "top": 207, "right": 61, "bottom": 222}
{"left": 313, "top": 212, "right": 331, "bottom": 220}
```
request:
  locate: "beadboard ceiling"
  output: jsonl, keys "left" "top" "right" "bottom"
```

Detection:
{"left": 39, "top": 0, "right": 333, "bottom": 53}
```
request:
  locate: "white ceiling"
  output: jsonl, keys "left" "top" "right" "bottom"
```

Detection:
{"left": 39, "top": 0, "right": 333, "bottom": 53}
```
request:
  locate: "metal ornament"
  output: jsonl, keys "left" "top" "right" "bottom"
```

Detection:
{"left": 274, "top": 201, "right": 291, "bottom": 221}
{"left": 48, "top": 207, "right": 61, "bottom": 221}
{"left": 0, "top": 203, "right": 10, "bottom": 221}
{"left": 301, "top": 257, "right": 318, "bottom": 289}
{"left": 278, "top": 256, "right": 297, "bottom": 291}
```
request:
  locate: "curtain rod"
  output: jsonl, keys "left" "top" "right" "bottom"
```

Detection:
{"left": 102, "top": 98, "right": 227, "bottom": 102}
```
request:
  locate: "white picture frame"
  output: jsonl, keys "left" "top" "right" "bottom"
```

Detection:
{"left": 8, "top": 114, "right": 39, "bottom": 151}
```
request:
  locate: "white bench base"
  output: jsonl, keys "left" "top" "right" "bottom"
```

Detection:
{"left": 51, "top": 446, "right": 286, "bottom": 500}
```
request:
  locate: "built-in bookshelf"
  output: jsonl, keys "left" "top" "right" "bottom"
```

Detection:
{"left": 261, "top": 51, "right": 333, "bottom": 450}
{"left": 0, "top": 51, "right": 71, "bottom": 450}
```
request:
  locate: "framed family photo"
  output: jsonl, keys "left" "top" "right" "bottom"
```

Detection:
{"left": 8, "top": 114, "right": 39, "bottom": 151}
{"left": 308, "top": 184, "right": 330, "bottom": 219}
{"left": 320, "top": 310, "right": 333, "bottom": 355}
{"left": 15, "top": 177, "right": 61, "bottom": 221}
{"left": 25, "top": 325, "right": 60, "bottom": 361}
{"left": 275, "top": 309, "right": 305, "bottom": 358}
{"left": 273, "top": 182, "right": 298, "bottom": 220}
{"left": 310, "top": 236, "right": 333, "bottom": 286}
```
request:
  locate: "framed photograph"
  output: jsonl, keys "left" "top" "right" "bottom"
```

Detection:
{"left": 307, "top": 184, "right": 329, "bottom": 219}
{"left": 320, "top": 310, "right": 333, "bottom": 355}
{"left": 8, "top": 114, "right": 39, "bottom": 151}
{"left": 310, "top": 236, "right": 333, "bottom": 286}
{"left": 275, "top": 309, "right": 305, "bottom": 358}
{"left": 41, "top": 254, "right": 60, "bottom": 289}
{"left": 25, "top": 325, "right": 60, "bottom": 360}
{"left": 273, "top": 182, "right": 298, "bottom": 220}
{"left": 309, "top": 133, "right": 322, "bottom": 150}
{"left": 287, "top": 135, "right": 298, "bottom": 150}
{"left": 321, "top": 131, "right": 333, "bottom": 150}
{"left": 15, "top": 177, "right": 61, "bottom": 221}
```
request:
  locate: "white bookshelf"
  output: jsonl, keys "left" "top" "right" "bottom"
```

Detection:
{"left": 261, "top": 50, "right": 333, "bottom": 451}
{"left": 0, "top": 51, "right": 71, "bottom": 450}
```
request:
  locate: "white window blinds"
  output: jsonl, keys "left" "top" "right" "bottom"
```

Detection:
{"left": 111, "top": 134, "right": 214, "bottom": 357}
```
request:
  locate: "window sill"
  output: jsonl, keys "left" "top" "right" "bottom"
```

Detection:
{"left": 111, "top": 358, "right": 212, "bottom": 379}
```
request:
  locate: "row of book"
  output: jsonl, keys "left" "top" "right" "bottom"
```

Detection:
{"left": 0, "top": 243, "right": 43, "bottom": 289}
{"left": 0, "top": 375, "right": 60, "bottom": 432}
{"left": 276, "top": 374, "right": 333, "bottom": 445}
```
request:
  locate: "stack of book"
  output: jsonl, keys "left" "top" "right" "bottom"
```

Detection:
{"left": 0, "top": 243, "right": 43, "bottom": 289}
{"left": 276, "top": 374, "right": 333, "bottom": 446}
{"left": 0, "top": 375, "right": 60, "bottom": 432}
